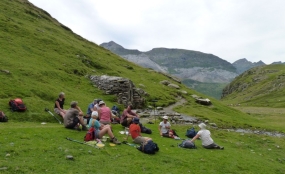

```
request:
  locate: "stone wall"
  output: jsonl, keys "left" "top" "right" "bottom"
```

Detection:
{"left": 90, "top": 75, "right": 147, "bottom": 108}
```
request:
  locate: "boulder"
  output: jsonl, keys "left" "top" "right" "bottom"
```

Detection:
{"left": 160, "top": 80, "right": 170, "bottom": 85}
{"left": 195, "top": 98, "right": 212, "bottom": 106}
{"left": 168, "top": 84, "right": 180, "bottom": 89}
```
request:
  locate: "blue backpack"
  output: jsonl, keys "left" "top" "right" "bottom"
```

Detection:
{"left": 185, "top": 127, "right": 197, "bottom": 138}
{"left": 137, "top": 140, "right": 159, "bottom": 154}
{"left": 179, "top": 140, "right": 196, "bottom": 149}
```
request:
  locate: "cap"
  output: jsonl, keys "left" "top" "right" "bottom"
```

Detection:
{"left": 198, "top": 123, "right": 206, "bottom": 129}
{"left": 99, "top": 101, "right": 105, "bottom": 105}
{"left": 133, "top": 117, "right": 140, "bottom": 124}
{"left": 162, "top": 116, "right": 168, "bottom": 120}
{"left": 91, "top": 111, "right": 98, "bottom": 117}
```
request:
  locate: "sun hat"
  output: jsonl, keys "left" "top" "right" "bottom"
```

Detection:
{"left": 99, "top": 101, "right": 105, "bottom": 105}
{"left": 133, "top": 117, "right": 140, "bottom": 124}
{"left": 91, "top": 111, "right": 98, "bottom": 117}
{"left": 70, "top": 101, "right": 78, "bottom": 108}
{"left": 162, "top": 116, "right": 168, "bottom": 120}
{"left": 198, "top": 123, "right": 206, "bottom": 129}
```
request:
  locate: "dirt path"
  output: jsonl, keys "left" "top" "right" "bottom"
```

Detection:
{"left": 163, "top": 97, "right": 187, "bottom": 113}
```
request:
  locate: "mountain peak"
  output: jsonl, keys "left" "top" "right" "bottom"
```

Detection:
{"left": 100, "top": 41, "right": 124, "bottom": 50}
{"left": 232, "top": 58, "right": 265, "bottom": 74}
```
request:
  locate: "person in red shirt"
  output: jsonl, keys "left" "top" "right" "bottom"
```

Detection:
{"left": 126, "top": 117, "right": 151, "bottom": 144}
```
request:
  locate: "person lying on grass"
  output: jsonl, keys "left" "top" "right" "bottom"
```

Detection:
{"left": 159, "top": 116, "right": 179, "bottom": 138}
{"left": 89, "top": 111, "right": 121, "bottom": 144}
{"left": 125, "top": 117, "right": 152, "bottom": 144}
{"left": 54, "top": 92, "right": 66, "bottom": 118}
{"left": 190, "top": 123, "right": 224, "bottom": 150}
{"left": 120, "top": 105, "right": 139, "bottom": 127}
{"left": 64, "top": 101, "right": 87, "bottom": 131}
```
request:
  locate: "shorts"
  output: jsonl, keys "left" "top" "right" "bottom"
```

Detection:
{"left": 100, "top": 120, "right": 111, "bottom": 125}
{"left": 95, "top": 130, "right": 100, "bottom": 139}
{"left": 121, "top": 119, "right": 129, "bottom": 127}
{"left": 54, "top": 108, "right": 61, "bottom": 115}
{"left": 133, "top": 136, "right": 146, "bottom": 144}
{"left": 66, "top": 117, "right": 80, "bottom": 129}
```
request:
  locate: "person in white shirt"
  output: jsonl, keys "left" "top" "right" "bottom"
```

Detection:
{"left": 159, "top": 116, "right": 174, "bottom": 138}
{"left": 190, "top": 123, "right": 224, "bottom": 149}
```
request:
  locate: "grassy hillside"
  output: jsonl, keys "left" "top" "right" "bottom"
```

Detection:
{"left": 221, "top": 64, "right": 285, "bottom": 108}
{"left": 0, "top": 0, "right": 248, "bottom": 127}
{"left": 0, "top": 0, "right": 187, "bottom": 120}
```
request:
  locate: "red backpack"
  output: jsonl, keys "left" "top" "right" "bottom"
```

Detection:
{"left": 84, "top": 127, "right": 97, "bottom": 141}
{"left": 9, "top": 98, "right": 27, "bottom": 112}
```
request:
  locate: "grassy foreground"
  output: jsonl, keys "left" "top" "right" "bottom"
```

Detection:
{"left": 1, "top": 122, "right": 284, "bottom": 174}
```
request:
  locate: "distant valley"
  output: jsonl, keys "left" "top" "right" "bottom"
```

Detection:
{"left": 100, "top": 41, "right": 284, "bottom": 99}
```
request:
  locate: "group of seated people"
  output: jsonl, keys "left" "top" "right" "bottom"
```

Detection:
{"left": 54, "top": 92, "right": 223, "bottom": 149}
{"left": 54, "top": 92, "right": 121, "bottom": 144}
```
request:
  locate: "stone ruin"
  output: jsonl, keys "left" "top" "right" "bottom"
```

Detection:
{"left": 89, "top": 75, "right": 147, "bottom": 108}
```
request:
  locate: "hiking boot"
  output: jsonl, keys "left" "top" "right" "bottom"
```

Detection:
{"left": 110, "top": 137, "right": 121, "bottom": 145}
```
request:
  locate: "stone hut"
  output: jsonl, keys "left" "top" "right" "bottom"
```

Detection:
{"left": 90, "top": 75, "right": 146, "bottom": 108}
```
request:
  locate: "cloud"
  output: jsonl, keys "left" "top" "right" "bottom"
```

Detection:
{"left": 29, "top": 0, "right": 285, "bottom": 64}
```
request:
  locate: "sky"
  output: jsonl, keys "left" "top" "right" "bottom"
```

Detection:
{"left": 29, "top": 0, "right": 285, "bottom": 64}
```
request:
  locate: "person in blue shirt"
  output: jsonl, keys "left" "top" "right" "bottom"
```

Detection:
{"left": 89, "top": 111, "right": 121, "bottom": 144}
{"left": 84, "top": 99, "right": 98, "bottom": 124}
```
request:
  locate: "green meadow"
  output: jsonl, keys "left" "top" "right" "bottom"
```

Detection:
{"left": 0, "top": 0, "right": 284, "bottom": 173}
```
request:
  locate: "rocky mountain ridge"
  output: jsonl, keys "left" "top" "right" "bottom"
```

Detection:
{"left": 100, "top": 41, "right": 238, "bottom": 83}
{"left": 100, "top": 41, "right": 283, "bottom": 99}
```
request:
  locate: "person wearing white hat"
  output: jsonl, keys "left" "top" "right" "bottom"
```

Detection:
{"left": 98, "top": 101, "right": 112, "bottom": 125}
{"left": 89, "top": 111, "right": 121, "bottom": 144}
{"left": 159, "top": 116, "right": 174, "bottom": 138}
{"left": 190, "top": 123, "right": 224, "bottom": 149}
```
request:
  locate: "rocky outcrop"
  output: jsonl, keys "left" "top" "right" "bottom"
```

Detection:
{"left": 90, "top": 75, "right": 147, "bottom": 108}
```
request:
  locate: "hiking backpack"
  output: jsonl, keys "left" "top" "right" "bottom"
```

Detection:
{"left": 84, "top": 127, "right": 97, "bottom": 141}
{"left": 185, "top": 127, "right": 197, "bottom": 138}
{"left": 139, "top": 123, "right": 152, "bottom": 134}
{"left": 9, "top": 98, "right": 27, "bottom": 112}
{"left": 179, "top": 140, "right": 197, "bottom": 149}
{"left": 0, "top": 111, "right": 8, "bottom": 122}
{"left": 137, "top": 140, "right": 159, "bottom": 154}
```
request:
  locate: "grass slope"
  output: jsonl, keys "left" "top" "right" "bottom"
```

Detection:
{"left": 1, "top": 122, "right": 285, "bottom": 174}
{"left": 221, "top": 64, "right": 285, "bottom": 108}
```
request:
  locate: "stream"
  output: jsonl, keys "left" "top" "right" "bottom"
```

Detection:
{"left": 146, "top": 97, "right": 285, "bottom": 138}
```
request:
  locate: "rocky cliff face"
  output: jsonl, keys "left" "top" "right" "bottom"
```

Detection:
{"left": 100, "top": 41, "right": 238, "bottom": 84}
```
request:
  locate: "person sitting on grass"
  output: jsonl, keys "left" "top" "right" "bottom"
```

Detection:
{"left": 120, "top": 105, "right": 139, "bottom": 127}
{"left": 190, "top": 123, "right": 224, "bottom": 150}
{"left": 98, "top": 101, "right": 112, "bottom": 125}
{"left": 89, "top": 111, "right": 121, "bottom": 144}
{"left": 125, "top": 117, "right": 152, "bottom": 144}
{"left": 159, "top": 116, "right": 179, "bottom": 138}
{"left": 85, "top": 99, "right": 98, "bottom": 124}
{"left": 64, "top": 101, "right": 87, "bottom": 131}
{"left": 54, "top": 92, "right": 66, "bottom": 118}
